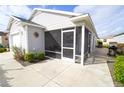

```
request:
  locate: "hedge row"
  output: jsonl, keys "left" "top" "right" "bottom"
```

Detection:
{"left": 0, "top": 48, "right": 7, "bottom": 53}
{"left": 12, "top": 46, "right": 45, "bottom": 62}
{"left": 24, "top": 52, "right": 45, "bottom": 62}
{"left": 114, "top": 56, "right": 124, "bottom": 85}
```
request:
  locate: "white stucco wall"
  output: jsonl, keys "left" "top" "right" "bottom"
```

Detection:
{"left": 113, "top": 34, "right": 124, "bottom": 43}
{"left": 31, "top": 12, "right": 75, "bottom": 30}
{"left": 27, "top": 25, "right": 44, "bottom": 52}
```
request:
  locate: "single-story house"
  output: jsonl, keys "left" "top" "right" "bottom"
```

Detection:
{"left": 7, "top": 9, "right": 98, "bottom": 64}
{"left": 99, "top": 36, "right": 115, "bottom": 45}
{"left": 0, "top": 31, "right": 9, "bottom": 47}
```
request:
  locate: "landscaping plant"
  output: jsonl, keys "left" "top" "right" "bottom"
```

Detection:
{"left": 24, "top": 53, "right": 34, "bottom": 62}
{"left": 114, "top": 56, "right": 124, "bottom": 85}
{"left": 0, "top": 48, "right": 7, "bottom": 53}
{"left": 36, "top": 52, "right": 45, "bottom": 60}
{"left": 12, "top": 46, "right": 45, "bottom": 62}
{"left": 103, "top": 44, "right": 109, "bottom": 48}
{"left": 117, "top": 43, "right": 124, "bottom": 55}
{"left": 96, "top": 40, "right": 103, "bottom": 48}
{"left": 12, "top": 46, "right": 25, "bottom": 61}
{"left": 24, "top": 52, "right": 45, "bottom": 62}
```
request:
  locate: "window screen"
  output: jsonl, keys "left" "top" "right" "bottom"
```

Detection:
{"left": 45, "top": 30, "right": 61, "bottom": 52}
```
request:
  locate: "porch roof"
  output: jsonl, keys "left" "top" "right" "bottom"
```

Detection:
{"left": 71, "top": 14, "right": 99, "bottom": 38}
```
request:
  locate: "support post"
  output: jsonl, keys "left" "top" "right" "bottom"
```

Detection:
{"left": 81, "top": 25, "right": 85, "bottom": 65}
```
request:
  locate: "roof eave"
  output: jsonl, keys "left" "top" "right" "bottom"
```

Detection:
{"left": 22, "top": 22, "right": 46, "bottom": 29}
{"left": 71, "top": 14, "right": 99, "bottom": 38}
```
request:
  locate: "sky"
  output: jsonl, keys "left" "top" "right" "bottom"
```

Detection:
{"left": 0, "top": 5, "right": 124, "bottom": 38}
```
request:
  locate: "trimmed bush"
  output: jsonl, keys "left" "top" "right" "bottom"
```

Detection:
{"left": 114, "top": 56, "right": 124, "bottom": 85}
{"left": 103, "top": 44, "right": 109, "bottom": 48}
{"left": 36, "top": 52, "right": 45, "bottom": 60}
{"left": 96, "top": 40, "right": 103, "bottom": 48}
{"left": 0, "top": 48, "right": 6, "bottom": 53}
{"left": 24, "top": 53, "right": 34, "bottom": 62}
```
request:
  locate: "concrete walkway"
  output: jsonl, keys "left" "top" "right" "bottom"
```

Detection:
{"left": 0, "top": 52, "right": 114, "bottom": 87}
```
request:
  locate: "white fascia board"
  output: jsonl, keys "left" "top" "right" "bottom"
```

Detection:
{"left": 70, "top": 14, "right": 89, "bottom": 22}
{"left": 87, "top": 15, "right": 99, "bottom": 38}
{"left": 22, "top": 22, "right": 46, "bottom": 29}
{"left": 10, "top": 31, "right": 20, "bottom": 35}
{"left": 11, "top": 16, "right": 21, "bottom": 21}
{"left": 6, "top": 17, "right": 14, "bottom": 31}
{"left": 35, "top": 8, "right": 80, "bottom": 16}
{"left": 28, "top": 9, "right": 38, "bottom": 20}
{"left": 71, "top": 14, "right": 98, "bottom": 38}
{"left": 7, "top": 16, "right": 22, "bottom": 31}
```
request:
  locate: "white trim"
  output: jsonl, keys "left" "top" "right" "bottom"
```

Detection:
{"left": 62, "top": 47, "right": 74, "bottom": 49}
{"left": 45, "top": 50, "right": 61, "bottom": 54}
{"left": 25, "top": 26, "right": 29, "bottom": 53}
{"left": 70, "top": 14, "right": 89, "bottom": 21}
{"left": 10, "top": 31, "right": 20, "bottom": 35}
{"left": 61, "top": 28, "right": 75, "bottom": 63}
{"left": 81, "top": 25, "right": 85, "bottom": 65}
{"left": 75, "top": 55, "right": 81, "bottom": 57}
{"left": 73, "top": 27, "right": 76, "bottom": 63}
{"left": 62, "top": 29, "right": 74, "bottom": 33}
{"left": 45, "top": 56, "right": 59, "bottom": 60}
{"left": 61, "top": 28, "right": 63, "bottom": 59}
{"left": 22, "top": 22, "right": 46, "bottom": 29}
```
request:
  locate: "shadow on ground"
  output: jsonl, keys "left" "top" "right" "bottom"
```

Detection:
{"left": 0, "top": 64, "right": 23, "bottom": 87}
{"left": 18, "top": 57, "right": 52, "bottom": 67}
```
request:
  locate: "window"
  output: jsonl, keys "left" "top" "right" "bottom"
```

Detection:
{"left": 45, "top": 30, "right": 61, "bottom": 52}
{"left": 63, "top": 32, "right": 74, "bottom": 48}
{"left": 76, "top": 27, "right": 82, "bottom": 55}
{"left": 63, "top": 49, "right": 73, "bottom": 58}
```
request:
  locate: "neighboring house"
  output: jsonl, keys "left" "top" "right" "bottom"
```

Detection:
{"left": 0, "top": 31, "right": 9, "bottom": 47}
{"left": 112, "top": 32, "right": 124, "bottom": 43}
{"left": 101, "top": 32, "right": 124, "bottom": 45}
{"left": 8, "top": 9, "right": 98, "bottom": 64}
{"left": 100, "top": 36, "right": 115, "bottom": 45}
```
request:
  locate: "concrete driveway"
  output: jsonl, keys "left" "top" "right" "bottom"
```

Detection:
{"left": 0, "top": 52, "right": 114, "bottom": 87}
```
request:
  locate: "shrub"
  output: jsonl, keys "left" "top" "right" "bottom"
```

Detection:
{"left": 103, "top": 44, "right": 109, "bottom": 48}
{"left": 96, "top": 40, "right": 103, "bottom": 48}
{"left": 36, "top": 52, "right": 45, "bottom": 60}
{"left": 24, "top": 53, "right": 34, "bottom": 62}
{"left": 12, "top": 46, "right": 24, "bottom": 61}
{"left": 117, "top": 43, "right": 124, "bottom": 55}
{"left": 24, "top": 52, "right": 45, "bottom": 62}
{"left": 114, "top": 56, "right": 124, "bottom": 85}
{"left": 0, "top": 48, "right": 6, "bottom": 53}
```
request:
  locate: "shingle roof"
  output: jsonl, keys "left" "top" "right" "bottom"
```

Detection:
{"left": 13, "top": 16, "right": 46, "bottom": 28}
